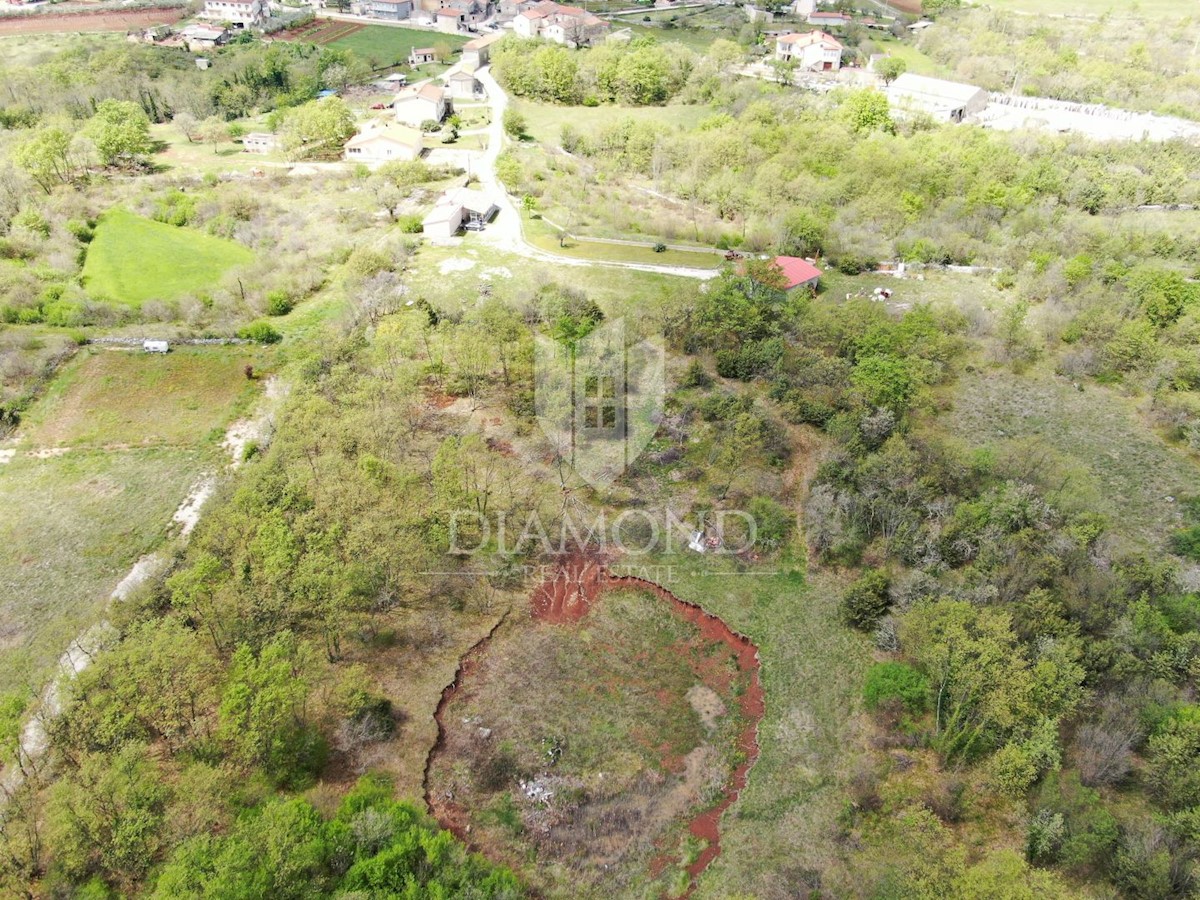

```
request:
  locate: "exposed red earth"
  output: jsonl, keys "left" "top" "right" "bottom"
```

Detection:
{"left": 425, "top": 556, "right": 765, "bottom": 897}
{"left": 0, "top": 7, "right": 185, "bottom": 34}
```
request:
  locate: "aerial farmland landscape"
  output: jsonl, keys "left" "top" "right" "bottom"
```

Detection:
{"left": 1, "top": 0, "right": 1200, "bottom": 896}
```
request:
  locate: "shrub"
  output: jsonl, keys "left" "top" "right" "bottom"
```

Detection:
{"left": 502, "top": 108, "right": 526, "bottom": 140}
{"left": 863, "top": 662, "right": 928, "bottom": 713}
{"left": 747, "top": 496, "right": 794, "bottom": 552}
{"left": 238, "top": 321, "right": 282, "bottom": 344}
{"left": 265, "top": 290, "right": 294, "bottom": 317}
{"left": 396, "top": 214, "right": 423, "bottom": 234}
{"left": 840, "top": 569, "right": 890, "bottom": 630}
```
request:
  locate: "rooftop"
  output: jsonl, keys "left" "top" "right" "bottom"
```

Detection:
{"left": 773, "top": 256, "right": 822, "bottom": 290}
{"left": 778, "top": 29, "right": 842, "bottom": 49}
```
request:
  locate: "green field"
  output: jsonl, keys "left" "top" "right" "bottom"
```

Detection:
{"left": 18, "top": 346, "right": 271, "bottom": 449}
{"left": 328, "top": 24, "right": 468, "bottom": 64}
{"left": 81, "top": 209, "right": 254, "bottom": 306}
{"left": 966, "top": 0, "right": 1186, "bottom": 15}
{"left": 524, "top": 212, "right": 721, "bottom": 269}
{"left": 0, "top": 448, "right": 206, "bottom": 694}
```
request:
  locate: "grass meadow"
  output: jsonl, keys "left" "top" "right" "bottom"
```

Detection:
{"left": 17, "top": 346, "right": 272, "bottom": 449}
{"left": 0, "top": 448, "right": 206, "bottom": 695}
{"left": 81, "top": 209, "right": 255, "bottom": 306}
{"left": 328, "top": 24, "right": 467, "bottom": 66}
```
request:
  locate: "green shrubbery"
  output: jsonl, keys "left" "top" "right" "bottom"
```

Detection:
{"left": 862, "top": 662, "right": 927, "bottom": 713}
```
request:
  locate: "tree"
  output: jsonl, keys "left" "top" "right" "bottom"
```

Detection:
{"left": 280, "top": 97, "right": 355, "bottom": 160}
{"left": 502, "top": 108, "right": 526, "bottom": 140}
{"left": 840, "top": 569, "right": 890, "bottom": 630}
{"left": 173, "top": 111, "right": 199, "bottom": 144}
{"left": 197, "top": 115, "right": 228, "bottom": 150}
{"left": 84, "top": 99, "right": 152, "bottom": 168}
{"left": 876, "top": 56, "right": 907, "bottom": 85}
{"left": 769, "top": 58, "right": 798, "bottom": 87}
{"left": 13, "top": 126, "right": 76, "bottom": 193}
{"left": 840, "top": 88, "right": 894, "bottom": 134}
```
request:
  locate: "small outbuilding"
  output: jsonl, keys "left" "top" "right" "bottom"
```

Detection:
{"left": 446, "top": 70, "right": 481, "bottom": 99}
{"left": 773, "top": 256, "right": 822, "bottom": 291}
{"left": 143, "top": 340, "right": 170, "bottom": 354}
{"left": 887, "top": 72, "right": 988, "bottom": 123}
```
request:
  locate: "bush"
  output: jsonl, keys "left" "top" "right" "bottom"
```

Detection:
{"left": 840, "top": 569, "right": 890, "bottom": 630}
{"left": 265, "top": 290, "right": 294, "bottom": 317}
{"left": 502, "top": 108, "right": 527, "bottom": 140}
{"left": 863, "top": 662, "right": 928, "bottom": 713}
{"left": 238, "top": 321, "right": 282, "bottom": 344}
{"left": 396, "top": 214, "right": 423, "bottom": 234}
{"left": 747, "top": 496, "right": 794, "bottom": 552}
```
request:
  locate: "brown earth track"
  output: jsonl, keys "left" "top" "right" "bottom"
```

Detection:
{"left": 425, "top": 557, "right": 765, "bottom": 898}
{"left": 0, "top": 6, "right": 185, "bottom": 34}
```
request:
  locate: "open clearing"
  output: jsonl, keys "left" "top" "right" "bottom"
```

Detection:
{"left": 18, "top": 346, "right": 271, "bottom": 449}
{"left": 0, "top": 448, "right": 205, "bottom": 695}
{"left": 944, "top": 368, "right": 1200, "bottom": 550}
{"left": 523, "top": 214, "right": 721, "bottom": 270}
{"left": 0, "top": 6, "right": 185, "bottom": 35}
{"left": 427, "top": 585, "right": 753, "bottom": 899}
{"left": 966, "top": 0, "right": 1185, "bottom": 16}
{"left": 513, "top": 99, "right": 710, "bottom": 145}
{"left": 81, "top": 209, "right": 254, "bottom": 306}
{"left": 277, "top": 20, "right": 467, "bottom": 65}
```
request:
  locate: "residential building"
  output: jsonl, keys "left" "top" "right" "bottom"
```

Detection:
{"left": 461, "top": 32, "right": 504, "bottom": 68}
{"left": 422, "top": 186, "right": 500, "bottom": 238}
{"left": 242, "top": 132, "right": 281, "bottom": 154}
{"left": 745, "top": 4, "right": 773, "bottom": 23}
{"left": 887, "top": 72, "right": 988, "bottom": 123}
{"left": 772, "top": 256, "right": 822, "bottom": 291}
{"left": 446, "top": 70, "right": 481, "bottom": 99}
{"left": 200, "top": 0, "right": 270, "bottom": 28}
{"left": 513, "top": 1, "right": 607, "bottom": 46}
{"left": 409, "top": 46, "right": 438, "bottom": 65}
{"left": 344, "top": 120, "right": 424, "bottom": 164}
{"left": 393, "top": 82, "right": 449, "bottom": 127}
{"left": 180, "top": 23, "right": 230, "bottom": 50}
{"left": 775, "top": 30, "right": 842, "bottom": 71}
{"left": 806, "top": 9, "right": 849, "bottom": 27}
{"left": 435, "top": 7, "right": 465, "bottom": 31}
{"left": 791, "top": 0, "right": 815, "bottom": 16}
{"left": 367, "top": 0, "right": 413, "bottom": 19}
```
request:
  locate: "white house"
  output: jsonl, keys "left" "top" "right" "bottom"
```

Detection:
{"left": 435, "top": 7, "right": 465, "bottom": 32}
{"left": 393, "top": 83, "right": 449, "bottom": 127}
{"left": 791, "top": 0, "right": 815, "bottom": 15}
{"left": 461, "top": 33, "right": 504, "bottom": 69}
{"left": 887, "top": 72, "right": 989, "bottom": 123}
{"left": 344, "top": 120, "right": 424, "bottom": 165}
{"left": 200, "top": 0, "right": 270, "bottom": 28}
{"left": 513, "top": 1, "right": 607, "bottom": 46}
{"left": 775, "top": 30, "right": 842, "bottom": 71}
{"left": 422, "top": 186, "right": 499, "bottom": 238}
{"left": 446, "top": 70, "right": 481, "bottom": 99}
{"left": 242, "top": 132, "right": 281, "bottom": 154}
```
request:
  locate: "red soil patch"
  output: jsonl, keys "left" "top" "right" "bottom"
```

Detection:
{"left": 0, "top": 6, "right": 185, "bottom": 34}
{"left": 428, "top": 556, "right": 765, "bottom": 897}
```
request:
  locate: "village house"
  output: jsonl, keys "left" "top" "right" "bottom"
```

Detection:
{"left": 806, "top": 9, "right": 849, "bottom": 28}
{"left": 461, "top": 32, "right": 504, "bottom": 68}
{"left": 393, "top": 82, "right": 449, "bottom": 127}
{"left": 445, "top": 0, "right": 490, "bottom": 26}
{"left": 775, "top": 30, "right": 842, "bottom": 71}
{"left": 138, "top": 24, "right": 172, "bottom": 43}
{"left": 242, "top": 132, "right": 281, "bottom": 154}
{"left": 422, "top": 186, "right": 500, "bottom": 239}
{"left": 435, "top": 7, "right": 465, "bottom": 32}
{"left": 409, "top": 46, "right": 438, "bottom": 65}
{"left": 200, "top": 0, "right": 270, "bottom": 28}
{"left": 344, "top": 120, "right": 424, "bottom": 165}
{"left": 180, "top": 23, "right": 231, "bottom": 51}
{"left": 446, "top": 70, "right": 482, "bottom": 99}
{"left": 366, "top": 0, "right": 414, "bottom": 19}
{"left": 791, "top": 0, "right": 814, "bottom": 15}
{"left": 887, "top": 72, "right": 989, "bottom": 123}
{"left": 773, "top": 256, "right": 822, "bottom": 291}
{"left": 744, "top": 5, "right": 773, "bottom": 24}
{"left": 513, "top": 1, "right": 607, "bottom": 46}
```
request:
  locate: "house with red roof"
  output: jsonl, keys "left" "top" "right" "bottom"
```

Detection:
{"left": 512, "top": 0, "right": 607, "bottom": 44}
{"left": 775, "top": 30, "right": 843, "bottom": 71}
{"left": 773, "top": 256, "right": 823, "bottom": 291}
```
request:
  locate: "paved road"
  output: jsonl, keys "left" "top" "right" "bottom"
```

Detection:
{"left": 471, "top": 66, "right": 719, "bottom": 280}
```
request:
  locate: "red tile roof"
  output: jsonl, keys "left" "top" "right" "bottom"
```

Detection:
{"left": 773, "top": 256, "right": 822, "bottom": 289}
